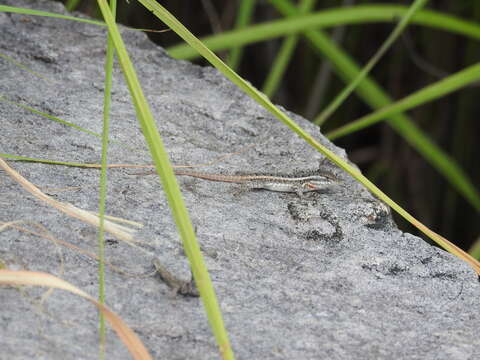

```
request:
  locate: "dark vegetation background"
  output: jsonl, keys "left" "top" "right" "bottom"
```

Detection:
{"left": 57, "top": 0, "right": 479, "bottom": 253}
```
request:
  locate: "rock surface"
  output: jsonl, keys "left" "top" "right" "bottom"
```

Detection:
{"left": 0, "top": 1, "right": 478, "bottom": 359}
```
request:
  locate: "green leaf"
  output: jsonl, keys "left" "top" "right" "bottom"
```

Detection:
{"left": 167, "top": 5, "right": 480, "bottom": 60}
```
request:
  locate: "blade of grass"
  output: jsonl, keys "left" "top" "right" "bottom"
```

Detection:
{"left": 95, "top": 1, "right": 234, "bottom": 358}
{"left": 0, "top": 95, "right": 100, "bottom": 138}
{"left": 226, "top": 0, "right": 256, "bottom": 70}
{"left": 262, "top": 0, "right": 316, "bottom": 98}
{"left": 0, "top": 96, "right": 136, "bottom": 151}
{"left": 314, "top": 0, "right": 429, "bottom": 125}
{"left": 0, "top": 4, "right": 103, "bottom": 26}
{"left": 304, "top": 0, "right": 352, "bottom": 119}
{"left": 0, "top": 153, "right": 141, "bottom": 168}
{"left": 167, "top": 5, "right": 480, "bottom": 60}
{"left": 96, "top": 0, "right": 117, "bottom": 354}
{"left": 327, "top": 62, "right": 480, "bottom": 141}
{"left": 137, "top": 0, "right": 480, "bottom": 276}
{"left": 0, "top": 53, "right": 53, "bottom": 83}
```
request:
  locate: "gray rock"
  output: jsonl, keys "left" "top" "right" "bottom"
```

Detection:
{"left": 1, "top": 1, "right": 478, "bottom": 359}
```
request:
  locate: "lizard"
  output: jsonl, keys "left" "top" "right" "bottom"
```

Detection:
{"left": 134, "top": 169, "right": 341, "bottom": 197}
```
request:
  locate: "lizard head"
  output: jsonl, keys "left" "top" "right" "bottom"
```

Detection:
{"left": 302, "top": 173, "right": 341, "bottom": 191}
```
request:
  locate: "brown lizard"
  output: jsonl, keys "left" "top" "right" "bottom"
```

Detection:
{"left": 135, "top": 169, "right": 340, "bottom": 197}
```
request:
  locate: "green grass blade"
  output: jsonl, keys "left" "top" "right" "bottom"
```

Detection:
{"left": 314, "top": 0, "right": 429, "bottom": 125}
{"left": 0, "top": 4, "right": 103, "bottom": 26}
{"left": 137, "top": 0, "right": 480, "bottom": 276}
{"left": 0, "top": 95, "right": 135, "bottom": 151}
{"left": 0, "top": 53, "right": 53, "bottom": 83}
{"left": 0, "top": 95, "right": 100, "bottom": 138}
{"left": 167, "top": 5, "right": 480, "bottom": 60}
{"left": 0, "top": 154, "right": 92, "bottom": 167}
{"left": 262, "top": 0, "right": 316, "bottom": 98}
{"left": 95, "top": 1, "right": 233, "bottom": 358}
{"left": 226, "top": 0, "right": 256, "bottom": 70}
{"left": 97, "top": 0, "right": 117, "bottom": 354}
{"left": 327, "top": 63, "right": 480, "bottom": 139}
